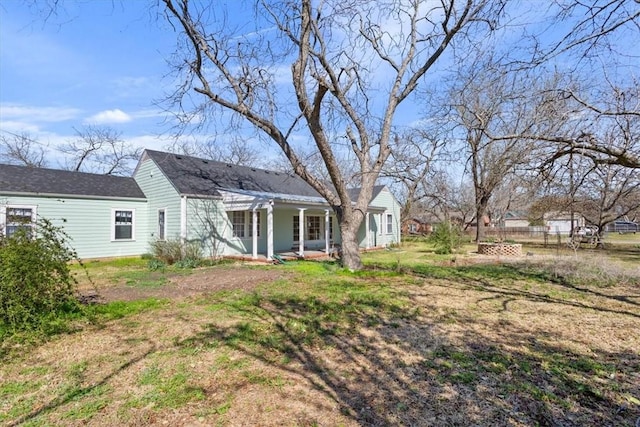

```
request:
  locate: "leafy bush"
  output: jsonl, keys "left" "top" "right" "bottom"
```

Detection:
{"left": 0, "top": 219, "right": 82, "bottom": 331}
{"left": 175, "top": 258, "right": 199, "bottom": 269}
{"left": 428, "top": 221, "right": 464, "bottom": 254}
{"left": 149, "top": 238, "right": 202, "bottom": 267}
{"left": 147, "top": 258, "right": 166, "bottom": 271}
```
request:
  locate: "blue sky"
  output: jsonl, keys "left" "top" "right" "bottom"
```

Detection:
{"left": 0, "top": 1, "right": 180, "bottom": 157}
{"left": 1, "top": 1, "right": 637, "bottom": 172}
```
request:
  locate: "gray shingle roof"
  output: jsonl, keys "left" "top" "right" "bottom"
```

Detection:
{"left": 0, "top": 164, "right": 145, "bottom": 199}
{"left": 144, "top": 149, "right": 323, "bottom": 198}
{"left": 347, "top": 185, "right": 386, "bottom": 202}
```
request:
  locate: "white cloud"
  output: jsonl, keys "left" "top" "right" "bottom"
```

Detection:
{"left": 84, "top": 109, "right": 132, "bottom": 124}
{"left": 130, "top": 109, "right": 168, "bottom": 120}
{"left": 0, "top": 120, "right": 41, "bottom": 133}
{"left": 0, "top": 103, "right": 81, "bottom": 123}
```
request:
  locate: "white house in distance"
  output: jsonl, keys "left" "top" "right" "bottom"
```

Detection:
{"left": 0, "top": 149, "right": 401, "bottom": 260}
{"left": 503, "top": 210, "right": 585, "bottom": 235}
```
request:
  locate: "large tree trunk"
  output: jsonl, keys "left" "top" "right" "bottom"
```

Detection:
{"left": 335, "top": 206, "right": 365, "bottom": 270}
{"left": 475, "top": 196, "right": 489, "bottom": 242}
{"left": 340, "top": 225, "right": 363, "bottom": 270}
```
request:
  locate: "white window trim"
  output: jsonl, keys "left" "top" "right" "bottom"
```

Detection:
{"left": 386, "top": 213, "right": 393, "bottom": 234}
{"left": 1, "top": 204, "right": 37, "bottom": 237}
{"left": 111, "top": 208, "right": 136, "bottom": 242}
{"left": 230, "top": 210, "right": 262, "bottom": 239}
{"left": 157, "top": 208, "right": 167, "bottom": 241}
{"left": 294, "top": 214, "right": 326, "bottom": 242}
{"left": 306, "top": 215, "right": 322, "bottom": 241}
{"left": 231, "top": 211, "right": 246, "bottom": 238}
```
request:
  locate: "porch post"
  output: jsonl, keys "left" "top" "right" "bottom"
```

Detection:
{"left": 252, "top": 208, "right": 258, "bottom": 260}
{"left": 267, "top": 201, "right": 274, "bottom": 261}
{"left": 325, "top": 209, "right": 330, "bottom": 254}
{"left": 298, "top": 208, "right": 306, "bottom": 257}
{"left": 365, "top": 211, "right": 370, "bottom": 249}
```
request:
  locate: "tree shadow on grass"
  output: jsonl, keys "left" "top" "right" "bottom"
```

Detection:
{"left": 5, "top": 339, "right": 157, "bottom": 427}
{"left": 177, "top": 287, "right": 639, "bottom": 426}
{"left": 409, "top": 263, "right": 640, "bottom": 317}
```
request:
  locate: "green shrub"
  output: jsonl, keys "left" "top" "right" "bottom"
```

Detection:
{"left": 0, "top": 219, "right": 82, "bottom": 331}
{"left": 147, "top": 258, "right": 166, "bottom": 271}
{"left": 149, "top": 238, "right": 202, "bottom": 267}
{"left": 428, "top": 221, "right": 464, "bottom": 254}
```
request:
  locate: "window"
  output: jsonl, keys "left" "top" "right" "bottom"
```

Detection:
{"left": 232, "top": 211, "right": 246, "bottom": 238}
{"left": 158, "top": 209, "right": 166, "bottom": 240}
{"left": 4, "top": 206, "right": 36, "bottom": 238}
{"left": 386, "top": 213, "right": 393, "bottom": 234}
{"left": 293, "top": 215, "right": 300, "bottom": 242}
{"left": 230, "top": 211, "right": 262, "bottom": 239}
{"left": 113, "top": 209, "right": 134, "bottom": 240}
{"left": 329, "top": 216, "right": 334, "bottom": 240}
{"left": 307, "top": 216, "right": 321, "bottom": 240}
{"left": 249, "top": 211, "right": 261, "bottom": 237}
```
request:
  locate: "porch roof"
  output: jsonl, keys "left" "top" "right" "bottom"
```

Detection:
{"left": 220, "top": 189, "right": 387, "bottom": 212}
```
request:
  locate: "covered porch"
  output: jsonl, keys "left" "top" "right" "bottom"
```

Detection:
{"left": 221, "top": 189, "right": 384, "bottom": 261}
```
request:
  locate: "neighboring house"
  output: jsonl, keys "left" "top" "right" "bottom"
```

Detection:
{"left": 402, "top": 218, "right": 431, "bottom": 235}
{"left": 502, "top": 211, "right": 530, "bottom": 228}
{"left": 545, "top": 212, "right": 584, "bottom": 235}
{"left": 0, "top": 149, "right": 401, "bottom": 260}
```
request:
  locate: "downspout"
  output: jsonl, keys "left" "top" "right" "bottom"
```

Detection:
{"left": 180, "top": 196, "right": 187, "bottom": 243}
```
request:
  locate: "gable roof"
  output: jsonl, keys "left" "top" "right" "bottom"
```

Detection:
{"left": 0, "top": 164, "right": 145, "bottom": 199}
{"left": 142, "top": 149, "right": 323, "bottom": 198}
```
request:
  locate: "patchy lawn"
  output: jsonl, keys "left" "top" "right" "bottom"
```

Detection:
{"left": 1, "top": 248, "right": 639, "bottom": 426}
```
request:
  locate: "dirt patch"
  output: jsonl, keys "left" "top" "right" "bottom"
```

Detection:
{"left": 80, "top": 266, "right": 287, "bottom": 303}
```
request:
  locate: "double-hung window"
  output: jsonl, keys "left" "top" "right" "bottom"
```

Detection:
{"left": 232, "top": 211, "right": 246, "bottom": 238}
{"left": 386, "top": 213, "right": 393, "bottom": 234}
{"left": 307, "top": 216, "right": 321, "bottom": 240}
{"left": 293, "top": 216, "right": 300, "bottom": 242}
{"left": 3, "top": 206, "right": 36, "bottom": 238}
{"left": 113, "top": 209, "right": 135, "bottom": 240}
{"left": 293, "top": 215, "right": 324, "bottom": 242}
{"left": 231, "top": 211, "right": 262, "bottom": 239}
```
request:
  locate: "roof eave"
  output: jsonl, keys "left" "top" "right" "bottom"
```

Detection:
{"left": 0, "top": 190, "right": 147, "bottom": 202}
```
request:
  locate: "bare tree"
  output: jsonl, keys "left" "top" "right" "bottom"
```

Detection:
{"left": 523, "top": 0, "right": 640, "bottom": 67}
{"left": 383, "top": 126, "right": 451, "bottom": 226}
{"left": 170, "top": 136, "right": 264, "bottom": 167}
{"left": 161, "top": 0, "right": 504, "bottom": 269}
{"left": 575, "top": 163, "right": 640, "bottom": 235}
{"left": 0, "top": 131, "right": 48, "bottom": 167}
{"left": 449, "top": 53, "right": 556, "bottom": 241}
{"left": 58, "top": 125, "right": 142, "bottom": 175}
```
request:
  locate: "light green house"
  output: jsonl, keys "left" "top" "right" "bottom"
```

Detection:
{"left": 0, "top": 164, "right": 148, "bottom": 259}
{"left": 0, "top": 149, "right": 401, "bottom": 260}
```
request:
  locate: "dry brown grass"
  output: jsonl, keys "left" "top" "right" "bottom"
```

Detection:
{"left": 1, "top": 251, "right": 639, "bottom": 426}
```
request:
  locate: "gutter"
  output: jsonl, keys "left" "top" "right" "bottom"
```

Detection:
{"left": 0, "top": 191, "right": 147, "bottom": 202}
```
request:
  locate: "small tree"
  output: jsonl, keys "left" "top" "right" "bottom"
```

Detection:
{"left": 0, "top": 219, "right": 80, "bottom": 331}
{"left": 428, "top": 221, "right": 464, "bottom": 255}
